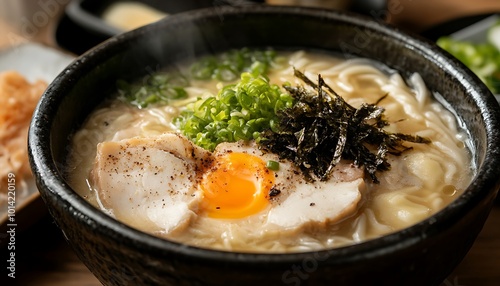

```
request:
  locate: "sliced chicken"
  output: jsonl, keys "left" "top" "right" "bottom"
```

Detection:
{"left": 266, "top": 177, "right": 365, "bottom": 233}
{"left": 91, "top": 133, "right": 211, "bottom": 234}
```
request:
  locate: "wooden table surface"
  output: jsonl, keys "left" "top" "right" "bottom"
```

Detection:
{"left": 2, "top": 1, "right": 500, "bottom": 285}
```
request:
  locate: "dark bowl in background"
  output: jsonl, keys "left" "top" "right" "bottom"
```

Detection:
{"left": 57, "top": 0, "right": 263, "bottom": 54}
{"left": 29, "top": 5, "right": 500, "bottom": 286}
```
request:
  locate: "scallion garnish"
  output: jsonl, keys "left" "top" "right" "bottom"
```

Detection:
{"left": 117, "top": 72, "right": 189, "bottom": 108}
{"left": 117, "top": 48, "right": 279, "bottom": 108}
{"left": 190, "top": 48, "right": 278, "bottom": 82}
{"left": 266, "top": 160, "right": 280, "bottom": 171}
{"left": 175, "top": 72, "right": 294, "bottom": 151}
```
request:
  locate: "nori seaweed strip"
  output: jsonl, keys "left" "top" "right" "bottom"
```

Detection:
{"left": 260, "top": 70, "right": 431, "bottom": 183}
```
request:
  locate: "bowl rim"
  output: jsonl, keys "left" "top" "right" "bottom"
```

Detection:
{"left": 29, "top": 5, "right": 500, "bottom": 265}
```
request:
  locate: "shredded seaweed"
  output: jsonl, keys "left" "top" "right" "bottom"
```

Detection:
{"left": 259, "top": 69, "right": 431, "bottom": 183}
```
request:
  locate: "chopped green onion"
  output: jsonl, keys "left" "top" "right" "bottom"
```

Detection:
{"left": 117, "top": 72, "right": 189, "bottom": 108}
{"left": 175, "top": 72, "right": 294, "bottom": 151}
{"left": 266, "top": 160, "right": 280, "bottom": 171}
{"left": 117, "top": 48, "right": 280, "bottom": 109}
{"left": 190, "top": 48, "right": 279, "bottom": 82}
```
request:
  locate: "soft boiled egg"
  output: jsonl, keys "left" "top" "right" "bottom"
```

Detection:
{"left": 92, "top": 133, "right": 366, "bottom": 235}
{"left": 200, "top": 151, "right": 275, "bottom": 219}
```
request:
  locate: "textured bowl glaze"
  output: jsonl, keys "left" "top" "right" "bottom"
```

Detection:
{"left": 29, "top": 6, "right": 500, "bottom": 286}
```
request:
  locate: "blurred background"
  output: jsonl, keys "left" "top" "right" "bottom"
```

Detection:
{"left": 1, "top": 0, "right": 500, "bottom": 53}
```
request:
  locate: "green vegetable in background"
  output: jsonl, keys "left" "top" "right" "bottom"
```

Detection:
{"left": 175, "top": 72, "right": 294, "bottom": 151}
{"left": 437, "top": 21, "right": 500, "bottom": 94}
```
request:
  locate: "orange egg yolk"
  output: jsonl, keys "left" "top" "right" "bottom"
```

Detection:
{"left": 200, "top": 152, "right": 275, "bottom": 219}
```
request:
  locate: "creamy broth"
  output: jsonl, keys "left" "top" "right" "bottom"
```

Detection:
{"left": 67, "top": 51, "right": 473, "bottom": 252}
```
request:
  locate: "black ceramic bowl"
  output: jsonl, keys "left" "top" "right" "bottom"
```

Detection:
{"left": 29, "top": 5, "right": 500, "bottom": 286}
{"left": 58, "top": 0, "right": 263, "bottom": 54}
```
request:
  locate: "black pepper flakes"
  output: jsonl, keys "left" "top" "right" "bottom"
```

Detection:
{"left": 269, "top": 188, "right": 281, "bottom": 197}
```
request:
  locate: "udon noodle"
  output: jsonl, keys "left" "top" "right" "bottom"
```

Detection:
{"left": 67, "top": 51, "right": 473, "bottom": 253}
